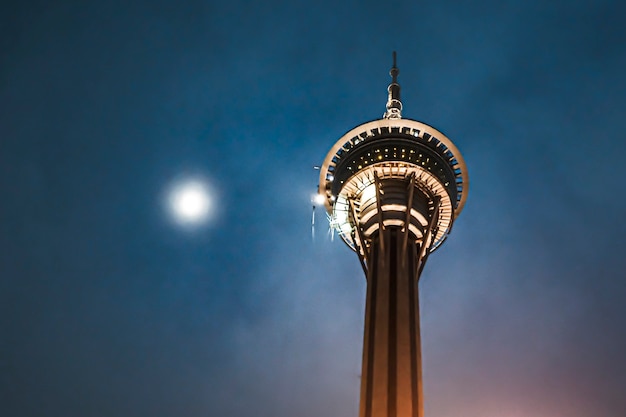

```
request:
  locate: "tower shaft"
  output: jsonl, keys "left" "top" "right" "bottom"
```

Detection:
{"left": 359, "top": 228, "right": 425, "bottom": 417}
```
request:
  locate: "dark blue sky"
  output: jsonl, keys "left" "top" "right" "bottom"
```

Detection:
{"left": 2, "top": 1, "right": 625, "bottom": 416}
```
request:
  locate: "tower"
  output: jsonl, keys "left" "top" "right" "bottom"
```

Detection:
{"left": 317, "top": 53, "right": 468, "bottom": 417}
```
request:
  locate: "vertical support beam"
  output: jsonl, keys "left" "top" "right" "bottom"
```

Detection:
{"left": 416, "top": 197, "right": 441, "bottom": 278}
{"left": 374, "top": 171, "right": 385, "bottom": 254}
{"left": 349, "top": 198, "right": 369, "bottom": 275}
{"left": 402, "top": 173, "right": 416, "bottom": 261}
{"left": 411, "top": 255, "right": 424, "bottom": 417}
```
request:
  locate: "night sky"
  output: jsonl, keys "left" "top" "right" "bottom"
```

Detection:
{"left": 2, "top": 1, "right": 626, "bottom": 416}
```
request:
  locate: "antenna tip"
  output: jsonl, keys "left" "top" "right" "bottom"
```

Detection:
{"left": 390, "top": 51, "right": 399, "bottom": 79}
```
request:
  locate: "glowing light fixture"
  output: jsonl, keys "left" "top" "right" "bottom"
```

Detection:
{"left": 312, "top": 193, "right": 326, "bottom": 206}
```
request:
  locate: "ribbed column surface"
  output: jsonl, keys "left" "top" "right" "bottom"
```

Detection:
{"left": 359, "top": 228, "right": 423, "bottom": 417}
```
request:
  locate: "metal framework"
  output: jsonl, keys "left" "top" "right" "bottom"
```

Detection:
{"left": 318, "top": 118, "right": 468, "bottom": 258}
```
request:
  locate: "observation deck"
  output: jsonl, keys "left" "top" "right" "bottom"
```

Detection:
{"left": 317, "top": 58, "right": 468, "bottom": 263}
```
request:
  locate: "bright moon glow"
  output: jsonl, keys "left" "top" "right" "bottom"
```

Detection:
{"left": 168, "top": 180, "right": 212, "bottom": 224}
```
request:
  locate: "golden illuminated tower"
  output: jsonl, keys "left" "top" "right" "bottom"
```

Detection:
{"left": 317, "top": 53, "right": 469, "bottom": 417}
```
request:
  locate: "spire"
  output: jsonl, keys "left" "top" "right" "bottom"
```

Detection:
{"left": 384, "top": 51, "right": 403, "bottom": 119}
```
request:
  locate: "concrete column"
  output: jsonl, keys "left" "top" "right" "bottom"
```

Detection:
{"left": 358, "top": 228, "right": 424, "bottom": 417}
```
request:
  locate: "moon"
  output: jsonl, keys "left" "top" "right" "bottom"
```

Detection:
{"left": 167, "top": 179, "right": 213, "bottom": 225}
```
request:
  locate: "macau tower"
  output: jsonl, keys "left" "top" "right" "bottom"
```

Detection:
{"left": 317, "top": 53, "right": 469, "bottom": 417}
